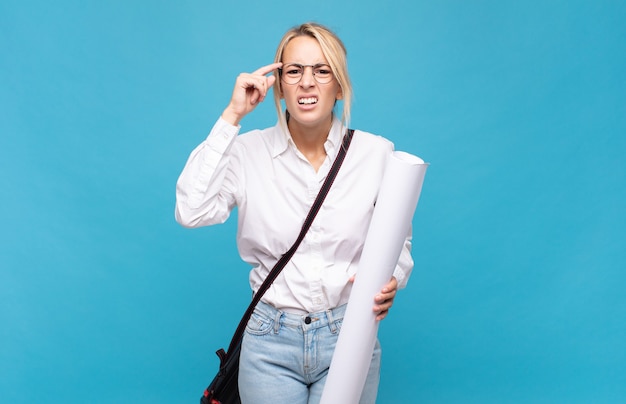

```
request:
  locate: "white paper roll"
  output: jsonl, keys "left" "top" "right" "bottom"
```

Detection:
{"left": 320, "top": 151, "right": 428, "bottom": 404}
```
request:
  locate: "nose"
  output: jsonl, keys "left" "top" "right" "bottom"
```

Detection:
{"left": 300, "top": 66, "right": 315, "bottom": 87}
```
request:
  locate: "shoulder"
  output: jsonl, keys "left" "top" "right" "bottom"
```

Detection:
{"left": 351, "top": 129, "right": 395, "bottom": 154}
{"left": 340, "top": 129, "right": 395, "bottom": 170}
{"left": 232, "top": 124, "right": 281, "bottom": 153}
{"left": 236, "top": 125, "right": 274, "bottom": 144}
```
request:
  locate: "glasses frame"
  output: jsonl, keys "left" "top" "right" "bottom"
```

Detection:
{"left": 278, "top": 63, "right": 334, "bottom": 85}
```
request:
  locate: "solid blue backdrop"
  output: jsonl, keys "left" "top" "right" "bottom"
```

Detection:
{"left": 1, "top": 1, "right": 625, "bottom": 403}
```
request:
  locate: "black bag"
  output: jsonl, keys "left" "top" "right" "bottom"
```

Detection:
{"left": 199, "top": 130, "right": 354, "bottom": 404}
{"left": 200, "top": 342, "right": 241, "bottom": 404}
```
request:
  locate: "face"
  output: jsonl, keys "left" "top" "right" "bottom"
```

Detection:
{"left": 279, "top": 36, "right": 343, "bottom": 132}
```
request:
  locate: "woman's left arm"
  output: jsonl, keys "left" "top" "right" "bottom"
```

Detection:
{"left": 373, "top": 229, "right": 414, "bottom": 320}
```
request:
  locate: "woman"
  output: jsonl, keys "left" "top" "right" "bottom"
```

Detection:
{"left": 175, "top": 22, "right": 414, "bottom": 404}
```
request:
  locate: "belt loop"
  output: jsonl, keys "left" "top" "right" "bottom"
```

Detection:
{"left": 326, "top": 308, "right": 337, "bottom": 333}
{"left": 273, "top": 308, "right": 282, "bottom": 334}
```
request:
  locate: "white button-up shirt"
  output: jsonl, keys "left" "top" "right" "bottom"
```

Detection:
{"left": 175, "top": 116, "right": 414, "bottom": 314}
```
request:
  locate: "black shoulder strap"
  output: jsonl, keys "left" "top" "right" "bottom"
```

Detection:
{"left": 223, "top": 129, "right": 354, "bottom": 356}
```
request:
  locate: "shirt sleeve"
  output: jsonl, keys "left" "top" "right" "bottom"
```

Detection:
{"left": 393, "top": 225, "right": 414, "bottom": 289}
{"left": 175, "top": 117, "right": 241, "bottom": 228}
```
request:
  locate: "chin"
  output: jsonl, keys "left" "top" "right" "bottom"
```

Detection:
{"left": 287, "top": 109, "right": 333, "bottom": 128}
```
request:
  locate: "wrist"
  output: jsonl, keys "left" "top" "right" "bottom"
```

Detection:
{"left": 221, "top": 106, "right": 242, "bottom": 127}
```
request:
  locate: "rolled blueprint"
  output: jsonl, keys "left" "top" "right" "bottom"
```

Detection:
{"left": 320, "top": 151, "right": 428, "bottom": 404}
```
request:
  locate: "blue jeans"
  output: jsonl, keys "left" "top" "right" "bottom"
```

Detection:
{"left": 239, "top": 301, "right": 381, "bottom": 404}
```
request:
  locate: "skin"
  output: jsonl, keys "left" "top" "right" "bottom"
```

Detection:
{"left": 278, "top": 36, "right": 343, "bottom": 171}
{"left": 221, "top": 36, "right": 398, "bottom": 321}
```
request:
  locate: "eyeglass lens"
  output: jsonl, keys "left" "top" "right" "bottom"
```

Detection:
{"left": 281, "top": 64, "right": 333, "bottom": 84}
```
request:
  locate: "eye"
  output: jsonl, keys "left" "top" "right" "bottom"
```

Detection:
{"left": 314, "top": 65, "right": 332, "bottom": 75}
{"left": 285, "top": 64, "right": 303, "bottom": 75}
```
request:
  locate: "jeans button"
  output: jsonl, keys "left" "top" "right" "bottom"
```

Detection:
{"left": 304, "top": 316, "right": 312, "bottom": 324}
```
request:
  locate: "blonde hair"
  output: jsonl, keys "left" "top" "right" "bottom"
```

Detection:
{"left": 273, "top": 22, "right": 352, "bottom": 128}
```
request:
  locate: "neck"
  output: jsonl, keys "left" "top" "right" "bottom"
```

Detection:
{"left": 288, "top": 116, "right": 333, "bottom": 171}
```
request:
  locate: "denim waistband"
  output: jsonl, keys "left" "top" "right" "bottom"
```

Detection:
{"left": 255, "top": 300, "right": 347, "bottom": 332}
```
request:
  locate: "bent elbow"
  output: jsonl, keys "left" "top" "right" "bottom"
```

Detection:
{"left": 174, "top": 200, "right": 229, "bottom": 228}
{"left": 174, "top": 203, "right": 201, "bottom": 228}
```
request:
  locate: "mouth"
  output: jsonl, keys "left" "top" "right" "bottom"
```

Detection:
{"left": 298, "top": 97, "right": 318, "bottom": 105}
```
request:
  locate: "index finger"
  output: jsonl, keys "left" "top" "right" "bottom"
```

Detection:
{"left": 253, "top": 62, "right": 283, "bottom": 76}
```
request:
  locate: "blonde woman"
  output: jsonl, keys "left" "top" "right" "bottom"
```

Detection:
{"left": 175, "top": 22, "right": 414, "bottom": 404}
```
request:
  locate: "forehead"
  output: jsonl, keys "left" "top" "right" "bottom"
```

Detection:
{"left": 283, "top": 36, "right": 328, "bottom": 64}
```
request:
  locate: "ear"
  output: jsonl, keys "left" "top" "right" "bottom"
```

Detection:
{"left": 336, "top": 86, "right": 343, "bottom": 100}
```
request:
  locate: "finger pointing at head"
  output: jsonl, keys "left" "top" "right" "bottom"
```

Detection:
{"left": 253, "top": 62, "right": 283, "bottom": 76}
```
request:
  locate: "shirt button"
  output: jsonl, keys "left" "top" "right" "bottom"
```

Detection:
{"left": 304, "top": 316, "right": 312, "bottom": 324}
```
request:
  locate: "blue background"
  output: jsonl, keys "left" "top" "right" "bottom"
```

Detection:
{"left": 1, "top": 1, "right": 625, "bottom": 403}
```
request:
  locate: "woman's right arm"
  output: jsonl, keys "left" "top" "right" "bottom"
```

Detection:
{"left": 175, "top": 62, "right": 282, "bottom": 228}
{"left": 174, "top": 118, "right": 241, "bottom": 228}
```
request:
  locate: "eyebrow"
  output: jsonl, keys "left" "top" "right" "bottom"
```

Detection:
{"left": 283, "top": 63, "right": 330, "bottom": 67}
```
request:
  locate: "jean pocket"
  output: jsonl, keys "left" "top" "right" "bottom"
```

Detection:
{"left": 245, "top": 310, "right": 274, "bottom": 335}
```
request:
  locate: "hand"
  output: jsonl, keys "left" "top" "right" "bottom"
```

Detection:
{"left": 373, "top": 277, "right": 398, "bottom": 321}
{"left": 221, "top": 62, "right": 283, "bottom": 126}
{"left": 347, "top": 275, "right": 398, "bottom": 321}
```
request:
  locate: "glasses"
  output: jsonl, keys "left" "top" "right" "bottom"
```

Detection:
{"left": 279, "top": 63, "right": 334, "bottom": 85}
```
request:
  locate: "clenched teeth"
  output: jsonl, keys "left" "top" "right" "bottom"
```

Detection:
{"left": 298, "top": 97, "right": 318, "bottom": 105}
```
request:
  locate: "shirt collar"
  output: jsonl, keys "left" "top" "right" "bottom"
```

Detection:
{"left": 271, "top": 115, "right": 345, "bottom": 159}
